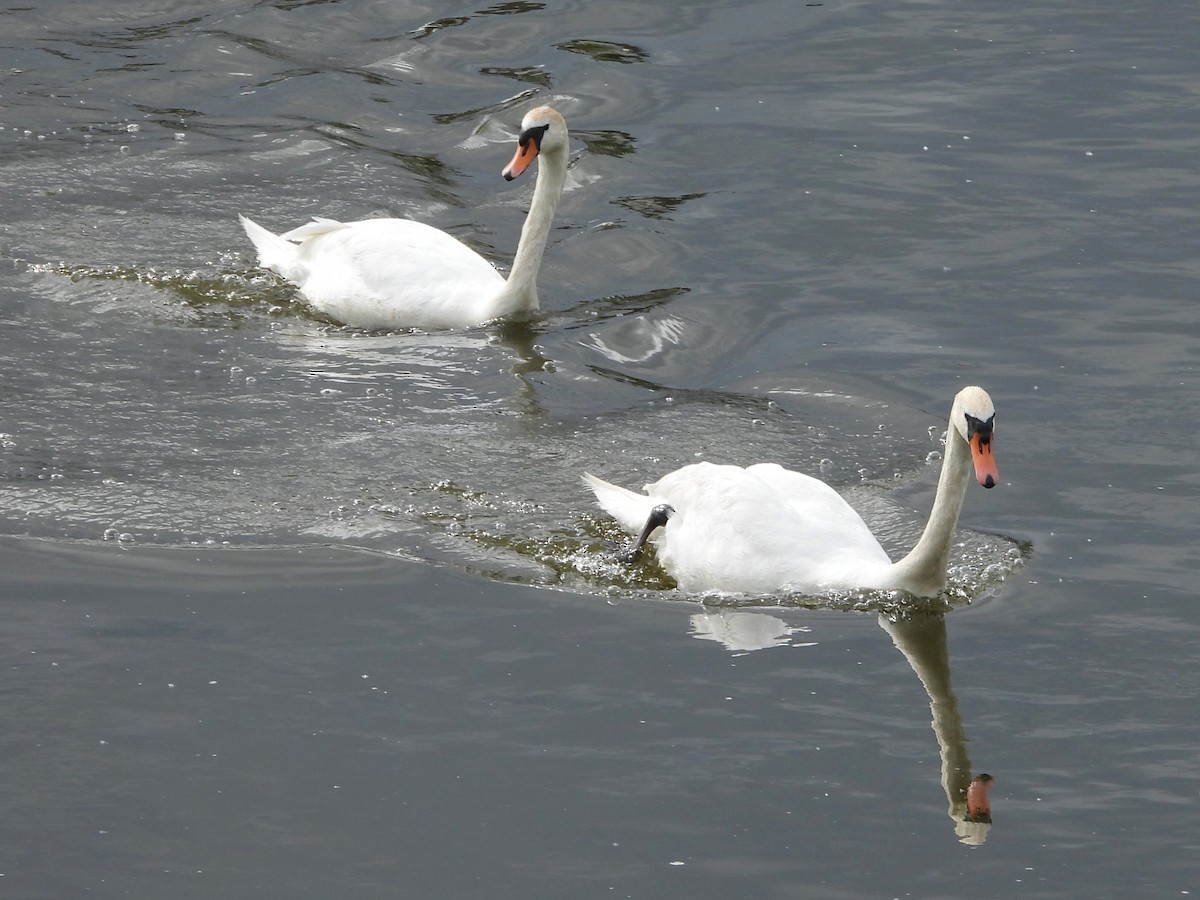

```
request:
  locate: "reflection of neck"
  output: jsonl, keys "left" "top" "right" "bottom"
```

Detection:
{"left": 880, "top": 611, "right": 988, "bottom": 843}
{"left": 491, "top": 320, "right": 551, "bottom": 418}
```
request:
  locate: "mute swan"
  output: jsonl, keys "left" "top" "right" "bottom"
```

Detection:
{"left": 238, "top": 105, "right": 570, "bottom": 330}
{"left": 584, "top": 386, "right": 1000, "bottom": 596}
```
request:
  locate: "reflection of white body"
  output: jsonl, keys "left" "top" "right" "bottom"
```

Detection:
{"left": 689, "top": 610, "right": 815, "bottom": 654}
{"left": 239, "top": 106, "right": 570, "bottom": 330}
{"left": 585, "top": 387, "right": 999, "bottom": 597}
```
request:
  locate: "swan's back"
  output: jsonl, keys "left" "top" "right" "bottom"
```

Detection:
{"left": 279, "top": 218, "right": 506, "bottom": 329}
{"left": 641, "top": 462, "right": 892, "bottom": 594}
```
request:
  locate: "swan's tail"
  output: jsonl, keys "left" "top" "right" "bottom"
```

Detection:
{"left": 582, "top": 473, "right": 655, "bottom": 534}
{"left": 239, "top": 214, "right": 307, "bottom": 282}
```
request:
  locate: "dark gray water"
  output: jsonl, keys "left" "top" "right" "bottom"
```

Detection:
{"left": 2, "top": 1, "right": 1198, "bottom": 897}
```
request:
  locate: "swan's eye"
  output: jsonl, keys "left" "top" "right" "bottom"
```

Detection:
{"left": 965, "top": 413, "right": 995, "bottom": 444}
{"left": 520, "top": 123, "right": 550, "bottom": 149}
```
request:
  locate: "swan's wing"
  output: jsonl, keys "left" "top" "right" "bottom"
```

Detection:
{"left": 643, "top": 462, "right": 890, "bottom": 593}
{"left": 279, "top": 217, "right": 347, "bottom": 241}
{"left": 744, "top": 463, "right": 887, "bottom": 559}
{"left": 640, "top": 463, "right": 810, "bottom": 591}
{"left": 289, "top": 218, "right": 506, "bottom": 329}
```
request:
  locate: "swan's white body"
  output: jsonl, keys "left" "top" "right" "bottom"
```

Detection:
{"left": 585, "top": 386, "right": 1000, "bottom": 596}
{"left": 239, "top": 106, "right": 570, "bottom": 330}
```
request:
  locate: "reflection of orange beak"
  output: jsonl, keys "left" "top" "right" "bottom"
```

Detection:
{"left": 502, "top": 140, "right": 539, "bottom": 181}
{"left": 966, "top": 773, "right": 994, "bottom": 820}
{"left": 970, "top": 433, "right": 999, "bottom": 489}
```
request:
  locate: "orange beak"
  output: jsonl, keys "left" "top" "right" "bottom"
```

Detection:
{"left": 966, "top": 773, "right": 994, "bottom": 821}
{"left": 970, "top": 432, "right": 999, "bottom": 489}
{"left": 502, "top": 139, "right": 539, "bottom": 181}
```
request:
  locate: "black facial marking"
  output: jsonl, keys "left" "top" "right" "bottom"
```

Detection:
{"left": 965, "top": 412, "right": 995, "bottom": 445}
{"left": 519, "top": 123, "right": 550, "bottom": 150}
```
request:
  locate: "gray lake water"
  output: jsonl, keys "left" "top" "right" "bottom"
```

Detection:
{"left": 1, "top": 1, "right": 1198, "bottom": 897}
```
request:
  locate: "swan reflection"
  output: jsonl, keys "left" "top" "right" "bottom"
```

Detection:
{"left": 691, "top": 607, "right": 994, "bottom": 844}
{"left": 879, "top": 610, "right": 993, "bottom": 844}
{"left": 689, "top": 609, "right": 816, "bottom": 655}
{"left": 269, "top": 316, "right": 551, "bottom": 407}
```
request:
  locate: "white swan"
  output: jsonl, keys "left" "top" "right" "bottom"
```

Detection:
{"left": 238, "top": 105, "right": 570, "bottom": 330}
{"left": 584, "top": 386, "right": 1000, "bottom": 596}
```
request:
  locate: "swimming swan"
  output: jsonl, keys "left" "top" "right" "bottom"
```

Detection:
{"left": 584, "top": 386, "right": 1000, "bottom": 596}
{"left": 238, "top": 105, "right": 570, "bottom": 330}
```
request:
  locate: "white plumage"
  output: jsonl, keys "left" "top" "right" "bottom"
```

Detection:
{"left": 239, "top": 106, "right": 570, "bottom": 330}
{"left": 585, "top": 386, "right": 1000, "bottom": 597}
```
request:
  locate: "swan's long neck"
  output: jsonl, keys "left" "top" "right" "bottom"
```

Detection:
{"left": 889, "top": 416, "right": 973, "bottom": 595}
{"left": 491, "top": 143, "right": 568, "bottom": 317}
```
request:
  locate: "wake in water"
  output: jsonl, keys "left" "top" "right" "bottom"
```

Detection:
{"left": 3, "top": 262, "right": 1025, "bottom": 607}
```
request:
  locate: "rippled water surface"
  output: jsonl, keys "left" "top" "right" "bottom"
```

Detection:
{"left": 1, "top": 1, "right": 1198, "bottom": 897}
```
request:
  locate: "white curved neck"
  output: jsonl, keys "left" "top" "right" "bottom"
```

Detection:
{"left": 490, "top": 143, "right": 568, "bottom": 317}
{"left": 889, "top": 418, "right": 972, "bottom": 595}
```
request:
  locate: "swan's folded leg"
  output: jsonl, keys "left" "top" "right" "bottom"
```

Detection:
{"left": 620, "top": 504, "right": 674, "bottom": 563}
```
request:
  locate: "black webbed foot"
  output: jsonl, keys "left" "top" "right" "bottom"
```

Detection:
{"left": 618, "top": 503, "right": 674, "bottom": 563}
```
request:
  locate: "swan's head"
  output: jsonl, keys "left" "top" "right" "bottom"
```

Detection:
{"left": 966, "top": 773, "right": 994, "bottom": 821}
{"left": 502, "top": 106, "right": 568, "bottom": 181}
{"left": 951, "top": 385, "right": 999, "bottom": 489}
